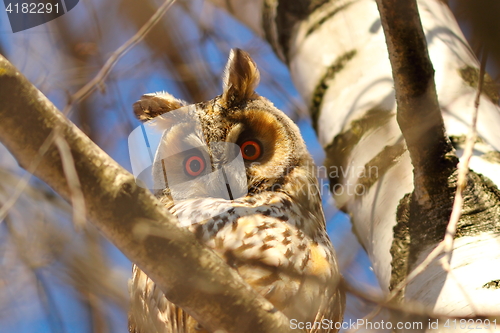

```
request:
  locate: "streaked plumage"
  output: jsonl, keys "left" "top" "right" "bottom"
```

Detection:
{"left": 128, "top": 49, "right": 344, "bottom": 333}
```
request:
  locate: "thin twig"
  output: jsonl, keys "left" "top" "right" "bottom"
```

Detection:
{"left": 350, "top": 242, "right": 444, "bottom": 327}
{"left": 55, "top": 135, "right": 86, "bottom": 230}
{"left": 381, "top": 51, "right": 487, "bottom": 315}
{"left": 0, "top": 129, "right": 58, "bottom": 224}
{"left": 3, "top": 217, "right": 66, "bottom": 333}
{"left": 389, "top": 242, "right": 444, "bottom": 300}
{"left": 344, "top": 273, "right": 497, "bottom": 331}
{"left": 0, "top": 0, "right": 177, "bottom": 228}
{"left": 439, "top": 258, "right": 480, "bottom": 317}
{"left": 345, "top": 306, "right": 382, "bottom": 333}
{"left": 443, "top": 52, "right": 487, "bottom": 261}
{"left": 62, "top": 0, "right": 178, "bottom": 115}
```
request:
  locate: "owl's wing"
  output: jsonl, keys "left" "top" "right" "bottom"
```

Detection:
{"left": 129, "top": 197, "right": 344, "bottom": 333}
{"left": 128, "top": 264, "right": 205, "bottom": 333}
{"left": 204, "top": 211, "right": 343, "bottom": 327}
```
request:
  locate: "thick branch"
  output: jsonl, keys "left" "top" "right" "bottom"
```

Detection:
{"left": 0, "top": 55, "right": 299, "bottom": 333}
{"left": 375, "top": 0, "right": 457, "bottom": 205}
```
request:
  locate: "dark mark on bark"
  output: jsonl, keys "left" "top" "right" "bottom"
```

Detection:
{"left": 455, "top": 172, "right": 500, "bottom": 238}
{"left": 310, "top": 49, "right": 357, "bottom": 131}
{"left": 262, "top": 0, "right": 280, "bottom": 60}
{"left": 390, "top": 193, "right": 411, "bottom": 301}
{"left": 449, "top": 134, "right": 485, "bottom": 147}
{"left": 356, "top": 140, "right": 406, "bottom": 193}
{"left": 459, "top": 66, "right": 499, "bottom": 105}
{"left": 324, "top": 107, "right": 393, "bottom": 188}
{"left": 391, "top": 170, "right": 500, "bottom": 293}
{"left": 450, "top": 135, "right": 500, "bottom": 164}
{"left": 483, "top": 280, "right": 500, "bottom": 289}
{"left": 262, "top": 0, "right": 329, "bottom": 62}
{"left": 305, "top": 1, "right": 355, "bottom": 37}
{"left": 482, "top": 151, "right": 500, "bottom": 164}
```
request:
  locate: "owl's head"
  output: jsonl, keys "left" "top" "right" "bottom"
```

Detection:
{"left": 132, "top": 49, "right": 316, "bottom": 204}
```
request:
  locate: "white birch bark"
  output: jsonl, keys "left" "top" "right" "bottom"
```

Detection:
{"left": 209, "top": 0, "right": 500, "bottom": 325}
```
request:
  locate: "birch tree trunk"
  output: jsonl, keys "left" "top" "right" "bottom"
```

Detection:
{"left": 209, "top": 0, "right": 500, "bottom": 327}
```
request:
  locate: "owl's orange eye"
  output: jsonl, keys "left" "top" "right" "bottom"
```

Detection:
{"left": 184, "top": 155, "right": 205, "bottom": 177}
{"left": 241, "top": 140, "right": 262, "bottom": 161}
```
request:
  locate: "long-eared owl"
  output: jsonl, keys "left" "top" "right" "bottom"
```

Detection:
{"left": 128, "top": 49, "right": 344, "bottom": 333}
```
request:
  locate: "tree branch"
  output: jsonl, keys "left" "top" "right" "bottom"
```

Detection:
{"left": 375, "top": 0, "right": 457, "bottom": 206}
{"left": 0, "top": 55, "right": 300, "bottom": 333}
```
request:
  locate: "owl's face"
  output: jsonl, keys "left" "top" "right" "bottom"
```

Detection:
{"left": 132, "top": 49, "right": 316, "bottom": 207}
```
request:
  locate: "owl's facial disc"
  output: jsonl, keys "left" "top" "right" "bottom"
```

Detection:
{"left": 216, "top": 104, "right": 305, "bottom": 194}
{"left": 128, "top": 106, "right": 248, "bottom": 202}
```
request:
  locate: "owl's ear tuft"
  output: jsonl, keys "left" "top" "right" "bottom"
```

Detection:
{"left": 221, "top": 49, "right": 260, "bottom": 107}
{"left": 133, "top": 92, "right": 186, "bottom": 122}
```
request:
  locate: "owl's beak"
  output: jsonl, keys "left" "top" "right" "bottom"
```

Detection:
{"left": 206, "top": 163, "right": 247, "bottom": 200}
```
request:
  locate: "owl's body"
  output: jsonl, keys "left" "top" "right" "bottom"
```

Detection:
{"left": 128, "top": 49, "right": 344, "bottom": 333}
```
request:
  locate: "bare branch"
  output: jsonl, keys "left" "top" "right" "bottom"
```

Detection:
{"left": 63, "top": 0, "right": 177, "bottom": 113}
{"left": 375, "top": 0, "right": 456, "bottom": 206}
{"left": 120, "top": 0, "right": 216, "bottom": 103}
{"left": 0, "top": 55, "right": 300, "bottom": 333}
